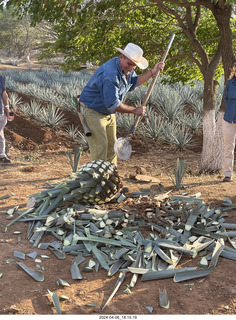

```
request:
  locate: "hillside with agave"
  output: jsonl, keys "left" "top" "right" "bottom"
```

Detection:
{"left": 3, "top": 67, "right": 224, "bottom": 153}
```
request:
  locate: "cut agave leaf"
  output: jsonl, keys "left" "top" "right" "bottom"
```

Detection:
{"left": 70, "top": 261, "right": 83, "bottom": 280}
{"left": 59, "top": 295, "right": 70, "bottom": 301}
{"left": 173, "top": 268, "right": 214, "bottom": 282}
{"left": 57, "top": 278, "right": 70, "bottom": 287}
{"left": 141, "top": 267, "right": 197, "bottom": 282}
{"left": 229, "top": 238, "right": 236, "bottom": 250}
{"left": 209, "top": 239, "right": 225, "bottom": 268}
{"left": 7, "top": 207, "right": 35, "bottom": 227}
{"left": 6, "top": 206, "right": 19, "bottom": 216}
{"left": 26, "top": 251, "right": 38, "bottom": 259}
{"left": 102, "top": 271, "right": 126, "bottom": 310}
{"left": 129, "top": 250, "right": 143, "bottom": 288}
{"left": 185, "top": 210, "right": 200, "bottom": 231}
{"left": 198, "top": 257, "right": 208, "bottom": 267}
{"left": 113, "top": 248, "right": 130, "bottom": 260}
{"left": 72, "top": 253, "right": 86, "bottom": 266}
{"left": 17, "top": 262, "right": 44, "bottom": 282}
{"left": 83, "top": 259, "right": 96, "bottom": 272}
{"left": 48, "top": 247, "right": 66, "bottom": 260}
{"left": 159, "top": 287, "right": 170, "bottom": 309}
{"left": 13, "top": 250, "right": 25, "bottom": 260}
{"left": 48, "top": 289, "right": 62, "bottom": 315}
{"left": 128, "top": 267, "right": 149, "bottom": 275}
{"left": 145, "top": 306, "right": 153, "bottom": 313}
{"left": 154, "top": 246, "right": 173, "bottom": 264}
{"left": 108, "top": 259, "right": 125, "bottom": 276}
{"left": 91, "top": 246, "right": 109, "bottom": 271}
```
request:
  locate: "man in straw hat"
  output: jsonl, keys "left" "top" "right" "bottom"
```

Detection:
{"left": 78, "top": 43, "right": 164, "bottom": 165}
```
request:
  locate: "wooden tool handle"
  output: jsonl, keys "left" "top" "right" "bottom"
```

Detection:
{"left": 131, "top": 34, "right": 176, "bottom": 134}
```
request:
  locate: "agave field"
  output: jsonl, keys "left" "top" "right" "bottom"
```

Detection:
{"left": 3, "top": 67, "right": 224, "bottom": 150}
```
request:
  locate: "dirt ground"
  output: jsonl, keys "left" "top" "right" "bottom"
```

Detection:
{"left": 0, "top": 62, "right": 236, "bottom": 318}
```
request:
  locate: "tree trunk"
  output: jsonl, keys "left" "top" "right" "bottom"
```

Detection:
{"left": 212, "top": 3, "right": 235, "bottom": 85}
{"left": 200, "top": 1, "right": 235, "bottom": 173}
{"left": 201, "top": 77, "right": 218, "bottom": 172}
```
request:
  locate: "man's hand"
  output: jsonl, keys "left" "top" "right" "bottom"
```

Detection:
{"left": 151, "top": 61, "right": 165, "bottom": 74}
{"left": 5, "top": 108, "right": 10, "bottom": 119}
{"left": 133, "top": 105, "right": 146, "bottom": 116}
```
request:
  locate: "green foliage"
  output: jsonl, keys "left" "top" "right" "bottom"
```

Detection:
{"left": 65, "top": 145, "right": 83, "bottom": 173}
{"left": 164, "top": 158, "right": 189, "bottom": 190}
{"left": 8, "top": 92, "right": 23, "bottom": 110}
{"left": 38, "top": 104, "right": 67, "bottom": 128}
{"left": 0, "top": 8, "right": 55, "bottom": 63}
{"left": 19, "top": 100, "right": 43, "bottom": 119}
{"left": 0, "top": 1, "right": 217, "bottom": 81}
{"left": 1, "top": 0, "right": 236, "bottom": 89}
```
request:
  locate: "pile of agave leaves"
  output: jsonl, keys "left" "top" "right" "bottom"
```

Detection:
{"left": 5, "top": 186, "right": 236, "bottom": 314}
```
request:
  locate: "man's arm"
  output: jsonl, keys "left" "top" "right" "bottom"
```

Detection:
{"left": 137, "top": 61, "right": 164, "bottom": 87}
{"left": 2, "top": 91, "right": 9, "bottom": 106}
{"left": 116, "top": 102, "right": 146, "bottom": 115}
{"left": 2, "top": 91, "right": 10, "bottom": 118}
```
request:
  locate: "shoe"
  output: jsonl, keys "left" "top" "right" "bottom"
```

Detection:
{"left": 0, "top": 157, "right": 11, "bottom": 164}
{"left": 223, "top": 176, "right": 231, "bottom": 182}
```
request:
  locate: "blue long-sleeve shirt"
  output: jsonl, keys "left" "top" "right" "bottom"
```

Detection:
{"left": 0, "top": 76, "right": 6, "bottom": 115}
{"left": 223, "top": 77, "right": 236, "bottom": 123}
{"left": 79, "top": 57, "right": 138, "bottom": 115}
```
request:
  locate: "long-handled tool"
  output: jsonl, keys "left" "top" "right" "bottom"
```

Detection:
{"left": 114, "top": 34, "right": 176, "bottom": 160}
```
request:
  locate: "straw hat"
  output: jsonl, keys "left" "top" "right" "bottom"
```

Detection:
{"left": 115, "top": 43, "right": 148, "bottom": 69}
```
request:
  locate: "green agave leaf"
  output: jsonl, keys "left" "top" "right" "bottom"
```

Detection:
{"left": 13, "top": 250, "right": 25, "bottom": 260}
{"left": 48, "top": 289, "right": 62, "bottom": 315}
{"left": 72, "top": 253, "right": 86, "bottom": 265}
{"left": 102, "top": 271, "right": 126, "bottom": 311}
{"left": 57, "top": 278, "right": 70, "bottom": 287}
{"left": 185, "top": 209, "right": 200, "bottom": 231}
{"left": 141, "top": 267, "right": 197, "bottom": 281}
{"left": 154, "top": 246, "right": 173, "bottom": 264}
{"left": 129, "top": 250, "right": 143, "bottom": 288}
{"left": 26, "top": 251, "right": 38, "bottom": 259}
{"left": 70, "top": 261, "right": 83, "bottom": 280}
{"left": 48, "top": 247, "right": 66, "bottom": 260}
{"left": 157, "top": 241, "right": 195, "bottom": 256}
{"left": 220, "top": 223, "right": 236, "bottom": 230}
{"left": 173, "top": 268, "right": 214, "bottom": 282}
{"left": 128, "top": 267, "right": 149, "bottom": 274}
{"left": 91, "top": 246, "right": 109, "bottom": 271}
{"left": 229, "top": 238, "right": 236, "bottom": 249}
{"left": 209, "top": 239, "right": 225, "bottom": 268}
{"left": 7, "top": 207, "right": 35, "bottom": 227}
{"left": 113, "top": 248, "right": 130, "bottom": 260}
{"left": 108, "top": 259, "right": 125, "bottom": 276}
{"left": 17, "top": 262, "right": 44, "bottom": 282}
{"left": 75, "top": 234, "right": 136, "bottom": 248}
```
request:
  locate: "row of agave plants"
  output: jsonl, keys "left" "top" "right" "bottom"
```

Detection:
{"left": 3, "top": 68, "right": 225, "bottom": 150}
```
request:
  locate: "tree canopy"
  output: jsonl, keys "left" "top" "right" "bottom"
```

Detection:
{"left": 0, "top": 7, "right": 57, "bottom": 65}
{"left": 2, "top": 0, "right": 235, "bottom": 82}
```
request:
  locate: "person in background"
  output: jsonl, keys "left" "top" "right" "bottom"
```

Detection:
{"left": 78, "top": 43, "right": 164, "bottom": 166}
{"left": 0, "top": 75, "right": 11, "bottom": 163}
{"left": 222, "top": 63, "right": 236, "bottom": 182}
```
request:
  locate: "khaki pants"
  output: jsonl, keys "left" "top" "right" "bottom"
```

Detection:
{"left": 0, "top": 114, "right": 7, "bottom": 158}
{"left": 84, "top": 108, "right": 117, "bottom": 166}
{"left": 223, "top": 119, "right": 236, "bottom": 177}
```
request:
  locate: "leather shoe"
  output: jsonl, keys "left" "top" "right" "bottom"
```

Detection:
{"left": 0, "top": 157, "right": 11, "bottom": 164}
{"left": 223, "top": 176, "right": 231, "bottom": 182}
